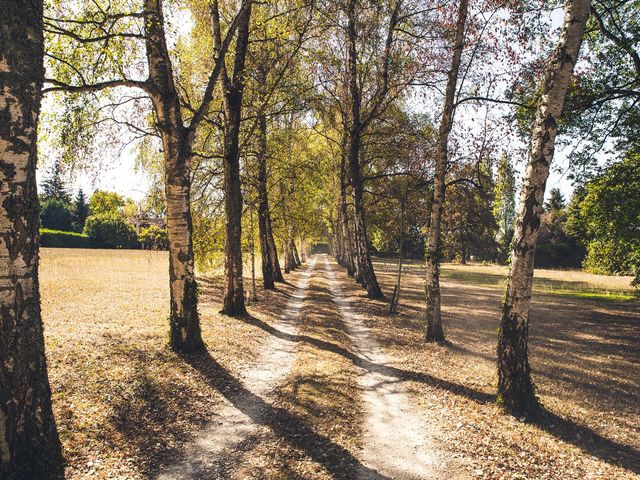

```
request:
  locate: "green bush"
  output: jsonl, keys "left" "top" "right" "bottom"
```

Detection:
{"left": 139, "top": 225, "right": 168, "bottom": 250}
{"left": 41, "top": 197, "right": 73, "bottom": 231}
{"left": 84, "top": 214, "right": 139, "bottom": 248}
{"left": 40, "top": 228, "right": 95, "bottom": 248}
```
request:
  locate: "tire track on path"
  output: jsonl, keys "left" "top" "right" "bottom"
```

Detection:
{"left": 156, "top": 257, "right": 317, "bottom": 479}
{"left": 324, "top": 255, "right": 446, "bottom": 480}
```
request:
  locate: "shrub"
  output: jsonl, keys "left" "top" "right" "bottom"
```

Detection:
{"left": 139, "top": 225, "right": 168, "bottom": 250}
{"left": 41, "top": 197, "right": 73, "bottom": 231}
{"left": 84, "top": 214, "right": 139, "bottom": 248}
{"left": 40, "top": 228, "right": 95, "bottom": 248}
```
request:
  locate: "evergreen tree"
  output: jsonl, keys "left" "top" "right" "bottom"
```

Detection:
{"left": 72, "top": 188, "right": 90, "bottom": 232}
{"left": 545, "top": 188, "right": 566, "bottom": 212}
{"left": 41, "top": 160, "right": 71, "bottom": 203}
{"left": 493, "top": 153, "right": 516, "bottom": 263}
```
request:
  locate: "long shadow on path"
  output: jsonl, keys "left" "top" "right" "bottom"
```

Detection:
{"left": 181, "top": 351, "right": 391, "bottom": 480}
{"left": 237, "top": 313, "right": 640, "bottom": 476}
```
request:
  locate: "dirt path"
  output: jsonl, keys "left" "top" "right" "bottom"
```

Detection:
{"left": 156, "top": 258, "right": 317, "bottom": 479}
{"left": 158, "top": 254, "right": 453, "bottom": 479}
{"left": 323, "top": 256, "right": 453, "bottom": 480}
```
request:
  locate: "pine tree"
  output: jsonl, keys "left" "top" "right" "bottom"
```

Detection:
{"left": 41, "top": 160, "right": 71, "bottom": 203}
{"left": 73, "top": 188, "right": 90, "bottom": 232}
{"left": 493, "top": 153, "right": 516, "bottom": 262}
{"left": 545, "top": 188, "right": 565, "bottom": 212}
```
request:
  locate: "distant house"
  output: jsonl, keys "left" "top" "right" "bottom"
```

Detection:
{"left": 128, "top": 214, "right": 166, "bottom": 234}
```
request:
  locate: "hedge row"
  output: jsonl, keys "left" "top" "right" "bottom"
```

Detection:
{"left": 40, "top": 229, "right": 98, "bottom": 248}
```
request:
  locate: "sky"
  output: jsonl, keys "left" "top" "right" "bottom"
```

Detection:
{"left": 37, "top": 3, "right": 578, "bottom": 205}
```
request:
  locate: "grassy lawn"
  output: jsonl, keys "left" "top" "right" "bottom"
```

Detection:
{"left": 391, "top": 259, "right": 638, "bottom": 301}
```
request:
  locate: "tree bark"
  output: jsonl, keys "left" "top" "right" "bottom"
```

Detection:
{"left": 249, "top": 204, "right": 257, "bottom": 302}
{"left": 425, "top": 0, "right": 469, "bottom": 342}
{"left": 389, "top": 202, "right": 405, "bottom": 315}
{"left": 213, "top": 0, "right": 253, "bottom": 316}
{"left": 283, "top": 224, "right": 297, "bottom": 273}
{"left": 338, "top": 138, "right": 356, "bottom": 276}
{"left": 346, "top": 0, "right": 383, "bottom": 298}
{"left": 144, "top": 0, "right": 204, "bottom": 352}
{"left": 292, "top": 240, "right": 301, "bottom": 267}
{"left": 497, "top": 0, "right": 590, "bottom": 417}
{"left": 0, "top": 2, "right": 65, "bottom": 477}
{"left": 256, "top": 113, "right": 283, "bottom": 289}
{"left": 299, "top": 237, "right": 306, "bottom": 263}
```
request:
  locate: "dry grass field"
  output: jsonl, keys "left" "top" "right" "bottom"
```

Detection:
{"left": 39, "top": 248, "right": 639, "bottom": 479}
{"left": 40, "top": 248, "right": 302, "bottom": 479}
{"left": 351, "top": 258, "right": 640, "bottom": 479}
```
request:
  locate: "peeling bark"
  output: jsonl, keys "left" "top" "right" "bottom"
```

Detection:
{"left": 425, "top": 0, "right": 468, "bottom": 342}
{"left": 497, "top": 0, "right": 591, "bottom": 417}
{"left": 144, "top": 0, "right": 203, "bottom": 352}
{"left": 0, "top": 1, "right": 64, "bottom": 476}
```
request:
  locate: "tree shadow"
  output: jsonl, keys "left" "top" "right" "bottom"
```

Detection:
{"left": 237, "top": 313, "right": 640, "bottom": 475}
{"left": 536, "top": 408, "right": 640, "bottom": 474}
{"left": 181, "top": 350, "right": 391, "bottom": 480}
{"left": 237, "top": 313, "right": 494, "bottom": 404}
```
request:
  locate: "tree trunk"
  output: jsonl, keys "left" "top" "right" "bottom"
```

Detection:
{"left": 292, "top": 240, "right": 301, "bottom": 267}
{"left": 215, "top": 0, "right": 253, "bottom": 316}
{"left": 497, "top": 0, "right": 590, "bottom": 417}
{"left": 284, "top": 237, "right": 295, "bottom": 274}
{"left": 334, "top": 207, "right": 344, "bottom": 265}
{"left": 346, "top": 0, "right": 383, "bottom": 298}
{"left": 256, "top": 113, "right": 283, "bottom": 289}
{"left": 299, "top": 237, "right": 306, "bottom": 263}
{"left": 425, "top": 0, "right": 469, "bottom": 342}
{"left": 389, "top": 204, "right": 405, "bottom": 315}
{"left": 249, "top": 204, "right": 257, "bottom": 302}
{"left": 339, "top": 154, "right": 355, "bottom": 276}
{"left": 0, "top": 2, "right": 65, "bottom": 477}
{"left": 145, "top": 0, "right": 203, "bottom": 352}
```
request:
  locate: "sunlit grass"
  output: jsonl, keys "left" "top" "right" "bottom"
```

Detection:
{"left": 378, "top": 257, "right": 637, "bottom": 301}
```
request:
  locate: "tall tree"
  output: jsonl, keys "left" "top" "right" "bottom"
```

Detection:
{"left": 0, "top": 0, "right": 65, "bottom": 476}
{"left": 256, "top": 112, "right": 284, "bottom": 288}
{"left": 497, "top": 0, "right": 591, "bottom": 417}
{"left": 143, "top": 0, "right": 204, "bottom": 350}
{"left": 72, "top": 188, "right": 90, "bottom": 232}
{"left": 344, "top": 0, "right": 403, "bottom": 298}
{"left": 212, "top": 0, "right": 253, "bottom": 316}
{"left": 442, "top": 168, "right": 497, "bottom": 265}
{"left": 425, "top": 0, "right": 469, "bottom": 342}
{"left": 45, "top": 0, "right": 248, "bottom": 350}
{"left": 544, "top": 187, "right": 565, "bottom": 212}
{"left": 41, "top": 160, "right": 71, "bottom": 203}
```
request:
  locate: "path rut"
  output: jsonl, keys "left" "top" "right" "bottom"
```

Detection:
{"left": 156, "top": 258, "right": 316, "bottom": 479}
{"left": 158, "top": 254, "right": 451, "bottom": 479}
{"left": 324, "top": 256, "right": 445, "bottom": 479}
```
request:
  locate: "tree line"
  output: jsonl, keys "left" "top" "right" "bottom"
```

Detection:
{"left": 1, "top": 0, "right": 639, "bottom": 477}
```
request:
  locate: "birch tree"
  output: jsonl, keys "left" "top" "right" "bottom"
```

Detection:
{"left": 497, "top": 0, "right": 591, "bottom": 416}
{"left": 44, "top": 0, "right": 248, "bottom": 348}
{"left": 425, "top": 0, "right": 469, "bottom": 342}
{"left": 0, "top": 0, "right": 64, "bottom": 476}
